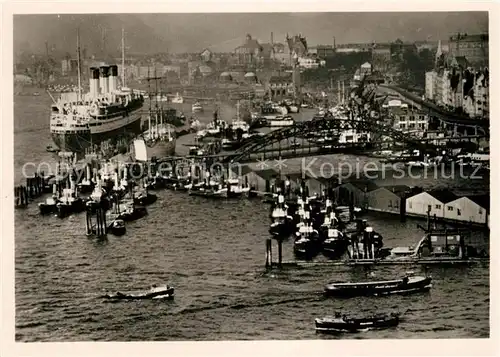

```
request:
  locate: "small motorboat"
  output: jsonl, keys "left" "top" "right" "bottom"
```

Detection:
{"left": 324, "top": 275, "right": 432, "bottom": 297}
{"left": 119, "top": 202, "right": 148, "bottom": 222}
{"left": 46, "top": 144, "right": 58, "bottom": 153}
{"left": 39, "top": 196, "right": 59, "bottom": 215}
{"left": 192, "top": 102, "right": 204, "bottom": 113}
{"left": 315, "top": 312, "right": 400, "bottom": 333}
{"left": 133, "top": 191, "right": 157, "bottom": 206}
{"left": 104, "top": 284, "right": 174, "bottom": 300}
{"left": 110, "top": 219, "right": 126, "bottom": 236}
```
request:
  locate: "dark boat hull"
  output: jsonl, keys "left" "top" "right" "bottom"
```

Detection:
{"left": 56, "top": 199, "right": 86, "bottom": 218}
{"left": 322, "top": 239, "right": 350, "bottom": 259}
{"left": 134, "top": 193, "right": 158, "bottom": 206}
{"left": 39, "top": 203, "right": 57, "bottom": 215}
{"left": 269, "top": 222, "right": 293, "bottom": 237}
{"left": 51, "top": 114, "right": 142, "bottom": 154}
{"left": 294, "top": 238, "right": 321, "bottom": 259}
{"left": 110, "top": 226, "right": 126, "bottom": 236}
{"left": 121, "top": 207, "right": 148, "bottom": 221}
{"left": 315, "top": 315, "right": 399, "bottom": 333}
{"left": 325, "top": 277, "right": 433, "bottom": 297}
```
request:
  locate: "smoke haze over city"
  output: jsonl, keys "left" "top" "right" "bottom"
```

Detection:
{"left": 14, "top": 12, "right": 488, "bottom": 57}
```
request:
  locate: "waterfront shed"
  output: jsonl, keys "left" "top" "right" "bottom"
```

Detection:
{"left": 235, "top": 167, "right": 278, "bottom": 193}
{"left": 332, "top": 180, "right": 380, "bottom": 208}
{"left": 366, "top": 185, "right": 411, "bottom": 214}
{"left": 229, "top": 164, "right": 254, "bottom": 186}
{"left": 406, "top": 189, "right": 458, "bottom": 219}
{"left": 444, "top": 194, "right": 489, "bottom": 225}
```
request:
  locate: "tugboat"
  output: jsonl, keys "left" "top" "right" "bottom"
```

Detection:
{"left": 322, "top": 227, "right": 349, "bottom": 259}
{"left": 294, "top": 223, "right": 321, "bottom": 259}
{"left": 38, "top": 184, "right": 60, "bottom": 215}
{"left": 77, "top": 165, "right": 94, "bottom": 194}
{"left": 269, "top": 194, "right": 293, "bottom": 237}
{"left": 315, "top": 312, "right": 400, "bottom": 333}
{"left": 55, "top": 178, "right": 85, "bottom": 218}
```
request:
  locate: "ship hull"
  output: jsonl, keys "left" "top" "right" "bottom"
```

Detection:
{"left": 51, "top": 114, "right": 142, "bottom": 153}
{"left": 144, "top": 139, "right": 176, "bottom": 159}
{"left": 132, "top": 138, "right": 177, "bottom": 161}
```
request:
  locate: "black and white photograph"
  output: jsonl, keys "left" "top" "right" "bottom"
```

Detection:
{"left": 2, "top": 1, "right": 497, "bottom": 355}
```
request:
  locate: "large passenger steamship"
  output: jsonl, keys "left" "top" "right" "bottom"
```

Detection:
{"left": 50, "top": 65, "right": 144, "bottom": 153}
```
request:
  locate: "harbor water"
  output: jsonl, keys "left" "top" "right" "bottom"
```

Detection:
{"left": 14, "top": 93, "right": 489, "bottom": 341}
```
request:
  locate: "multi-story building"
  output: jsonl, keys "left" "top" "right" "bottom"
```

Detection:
{"left": 267, "top": 75, "right": 295, "bottom": 98}
{"left": 390, "top": 107, "right": 430, "bottom": 135}
{"left": 235, "top": 34, "right": 263, "bottom": 66}
{"left": 462, "top": 68, "right": 489, "bottom": 118}
{"left": 448, "top": 33, "right": 488, "bottom": 67}
{"left": 425, "top": 52, "right": 489, "bottom": 118}
{"left": 425, "top": 71, "right": 436, "bottom": 100}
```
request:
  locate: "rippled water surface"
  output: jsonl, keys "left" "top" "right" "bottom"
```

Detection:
{"left": 14, "top": 92, "right": 490, "bottom": 341}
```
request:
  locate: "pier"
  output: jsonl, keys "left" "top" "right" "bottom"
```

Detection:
{"left": 14, "top": 172, "right": 48, "bottom": 208}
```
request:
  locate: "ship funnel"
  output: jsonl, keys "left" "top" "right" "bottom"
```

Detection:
{"left": 99, "top": 66, "right": 110, "bottom": 94}
{"left": 109, "top": 65, "right": 118, "bottom": 92}
{"left": 89, "top": 67, "right": 100, "bottom": 97}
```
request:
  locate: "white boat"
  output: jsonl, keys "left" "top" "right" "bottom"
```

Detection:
{"left": 192, "top": 102, "right": 203, "bottom": 113}
{"left": 171, "top": 93, "right": 184, "bottom": 104}
{"left": 268, "top": 115, "right": 295, "bottom": 127}
{"left": 155, "top": 94, "right": 169, "bottom": 102}
{"left": 50, "top": 31, "right": 144, "bottom": 154}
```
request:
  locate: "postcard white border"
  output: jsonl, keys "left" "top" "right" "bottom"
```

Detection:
{"left": 2, "top": 1, "right": 498, "bottom": 356}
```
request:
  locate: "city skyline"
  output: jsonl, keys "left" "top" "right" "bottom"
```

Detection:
{"left": 14, "top": 12, "right": 488, "bottom": 57}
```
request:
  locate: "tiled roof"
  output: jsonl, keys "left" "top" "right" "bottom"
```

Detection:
{"left": 427, "top": 189, "right": 458, "bottom": 204}
{"left": 344, "top": 180, "right": 380, "bottom": 192}
{"left": 466, "top": 194, "right": 490, "bottom": 210}
{"left": 230, "top": 165, "right": 254, "bottom": 177}
{"left": 253, "top": 168, "right": 278, "bottom": 180}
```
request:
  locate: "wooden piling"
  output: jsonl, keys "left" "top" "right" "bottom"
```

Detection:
{"left": 277, "top": 237, "right": 283, "bottom": 268}
{"left": 85, "top": 206, "right": 92, "bottom": 235}
{"left": 400, "top": 192, "right": 407, "bottom": 222}
{"left": 265, "top": 238, "right": 272, "bottom": 268}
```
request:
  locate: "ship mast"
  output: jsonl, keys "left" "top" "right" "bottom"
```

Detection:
{"left": 155, "top": 66, "right": 159, "bottom": 136}
{"left": 76, "top": 28, "right": 82, "bottom": 101}
{"left": 121, "top": 27, "right": 126, "bottom": 88}
{"left": 147, "top": 65, "right": 152, "bottom": 134}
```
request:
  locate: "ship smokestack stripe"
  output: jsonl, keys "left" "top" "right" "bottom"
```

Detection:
{"left": 89, "top": 67, "right": 100, "bottom": 98}
{"left": 109, "top": 65, "right": 118, "bottom": 92}
{"left": 99, "top": 66, "right": 110, "bottom": 94}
